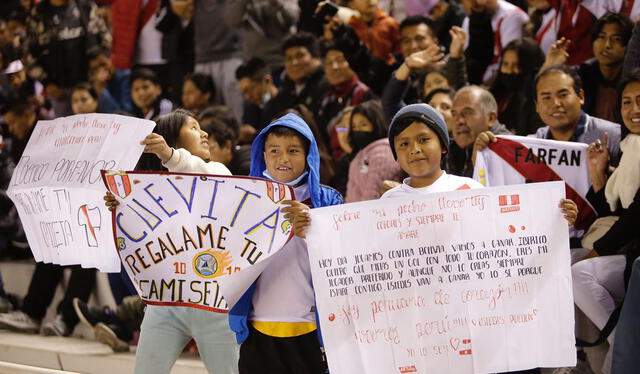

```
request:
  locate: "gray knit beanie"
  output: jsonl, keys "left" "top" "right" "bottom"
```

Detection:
{"left": 388, "top": 103, "right": 450, "bottom": 159}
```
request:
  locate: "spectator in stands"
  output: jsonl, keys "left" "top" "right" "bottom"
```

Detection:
{"left": 571, "top": 68, "right": 640, "bottom": 374}
{"left": 130, "top": 68, "right": 173, "bottom": 120}
{"left": 461, "top": 0, "right": 529, "bottom": 83}
{"left": 283, "top": 105, "right": 337, "bottom": 186}
{"left": 425, "top": 87, "right": 455, "bottom": 135}
{"left": 524, "top": 0, "right": 556, "bottom": 54}
{"left": 449, "top": 85, "right": 511, "bottom": 177}
{"left": 330, "top": 106, "right": 354, "bottom": 195}
{"left": 1, "top": 59, "right": 46, "bottom": 111}
{"left": 474, "top": 66, "right": 621, "bottom": 168}
{"left": 70, "top": 82, "right": 99, "bottom": 115}
{"left": 419, "top": 67, "right": 450, "bottom": 99}
{"left": 88, "top": 51, "right": 131, "bottom": 113}
{"left": 100, "top": 0, "right": 183, "bottom": 97}
{"left": 0, "top": 99, "right": 96, "bottom": 337}
{"left": 93, "top": 0, "right": 164, "bottom": 109}
{"left": 548, "top": 0, "right": 597, "bottom": 66}
{"left": 381, "top": 17, "right": 467, "bottom": 120}
{"left": 0, "top": 7, "right": 27, "bottom": 65}
{"left": 428, "top": 0, "right": 466, "bottom": 53}
{"left": 489, "top": 37, "right": 545, "bottom": 136}
{"left": 381, "top": 45, "right": 444, "bottom": 120}
{"left": 344, "top": 0, "right": 401, "bottom": 63}
{"left": 236, "top": 57, "right": 279, "bottom": 131}
{"left": 579, "top": 13, "right": 634, "bottom": 123}
{"left": 1, "top": 99, "right": 36, "bottom": 164}
{"left": 156, "top": 0, "right": 195, "bottom": 104}
{"left": 226, "top": 0, "right": 299, "bottom": 74}
{"left": 25, "top": 0, "right": 111, "bottom": 117}
{"left": 199, "top": 105, "right": 252, "bottom": 176}
{"left": 265, "top": 32, "right": 328, "bottom": 124}
{"left": 114, "top": 110, "right": 238, "bottom": 373}
{"left": 181, "top": 72, "right": 215, "bottom": 116}
{"left": 345, "top": 100, "right": 402, "bottom": 202}
{"left": 317, "top": 41, "right": 373, "bottom": 160}
{"left": 532, "top": 66, "right": 621, "bottom": 157}
{"left": 192, "top": 0, "right": 244, "bottom": 118}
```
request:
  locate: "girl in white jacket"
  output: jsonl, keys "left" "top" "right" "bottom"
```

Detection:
{"left": 108, "top": 109, "right": 238, "bottom": 374}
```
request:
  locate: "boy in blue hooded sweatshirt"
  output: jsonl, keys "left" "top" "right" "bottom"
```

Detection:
{"left": 229, "top": 113, "right": 342, "bottom": 374}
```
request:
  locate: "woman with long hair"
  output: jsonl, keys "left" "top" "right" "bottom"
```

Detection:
{"left": 489, "top": 37, "right": 545, "bottom": 136}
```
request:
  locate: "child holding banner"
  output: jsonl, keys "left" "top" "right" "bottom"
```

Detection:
{"left": 285, "top": 104, "right": 580, "bottom": 374}
{"left": 107, "top": 109, "right": 237, "bottom": 373}
{"left": 288, "top": 104, "right": 579, "bottom": 238}
{"left": 231, "top": 113, "right": 342, "bottom": 374}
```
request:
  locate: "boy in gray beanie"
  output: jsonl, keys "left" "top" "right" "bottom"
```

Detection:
{"left": 382, "top": 103, "right": 484, "bottom": 197}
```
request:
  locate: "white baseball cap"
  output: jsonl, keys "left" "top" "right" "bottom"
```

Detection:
{"left": 3, "top": 60, "right": 24, "bottom": 75}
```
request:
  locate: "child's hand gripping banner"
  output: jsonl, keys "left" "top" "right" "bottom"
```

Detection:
{"left": 472, "top": 135, "right": 595, "bottom": 231}
{"left": 306, "top": 182, "right": 575, "bottom": 374}
{"left": 102, "top": 171, "right": 295, "bottom": 312}
{"left": 6, "top": 114, "right": 155, "bottom": 271}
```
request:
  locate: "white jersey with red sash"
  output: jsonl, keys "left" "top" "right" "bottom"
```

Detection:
{"left": 463, "top": 0, "right": 529, "bottom": 82}
{"left": 602, "top": 0, "right": 640, "bottom": 20}
{"left": 473, "top": 135, "right": 596, "bottom": 232}
{"left": 536, "top": 8, "right": 558, "bottom": 54}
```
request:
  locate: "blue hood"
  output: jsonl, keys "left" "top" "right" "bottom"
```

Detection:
{"left": 250, "top": 113, "right": 323, "bottom": 208}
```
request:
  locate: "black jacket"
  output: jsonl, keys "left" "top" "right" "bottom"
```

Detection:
{"left": 588, "top": 187, "right": 640, "bottom": 258}
{"left": 578, "top": 58, "right": 621, "bottom": 121}
{"left": 265, "top": 67, "right": 329, "bottom": 121}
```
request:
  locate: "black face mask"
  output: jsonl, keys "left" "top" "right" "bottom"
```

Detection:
{"left": 350, "top": 131, "right": 379, "bottom": 152}
{"left": 498, "top": 73, "right": 523, "bottom": 92}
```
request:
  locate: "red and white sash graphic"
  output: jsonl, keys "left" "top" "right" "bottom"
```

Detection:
{"left": 266, "top": 181, "right": 286, "bottom": 204}
{"left": 106, "top": 173, "right": 132, "bottom": 199}
{"left": 473, "top": 135, "right": 596, "bottom": 230}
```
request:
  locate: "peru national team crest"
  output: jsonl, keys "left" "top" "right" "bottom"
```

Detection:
{"left": 106, "top": 172, "right": 132, "bottom": 199}
{"left": 266, "top": 180, "right": 286, "bottom": 203}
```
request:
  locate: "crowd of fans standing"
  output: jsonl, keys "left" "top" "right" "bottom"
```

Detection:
{"left": 0, "top": 1, "right": 639, "bottom": 374}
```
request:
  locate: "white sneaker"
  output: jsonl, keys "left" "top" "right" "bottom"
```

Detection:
{"left": 0, "top": 310, "right": 40, "bottom": 333}
{"left": 41, "top": 314, "right": 69, "bottom": 336}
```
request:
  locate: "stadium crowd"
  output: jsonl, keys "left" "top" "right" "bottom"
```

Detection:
{"left": 0, "top": 0, "right": 639, "bottom": 373}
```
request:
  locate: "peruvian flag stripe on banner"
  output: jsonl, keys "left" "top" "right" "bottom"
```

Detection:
{"left": 473, "top": 135, "right": 596, "bottom": 231}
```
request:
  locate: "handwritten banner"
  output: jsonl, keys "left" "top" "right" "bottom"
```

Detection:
{"left": 473, "top": 135, "right": 595, "bottom": 231}
{"left": 103, "top": 171, "right": 295, "bottom": 311}
{"left": 307, "top": 182, "right": 575, "bottom": 374}
{"left": 7, "top": 114, "right": 155, "bottom": 271}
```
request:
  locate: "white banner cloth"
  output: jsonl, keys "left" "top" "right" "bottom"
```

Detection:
{"left": 307, "top": 182, "right": 575, "bottom": 374}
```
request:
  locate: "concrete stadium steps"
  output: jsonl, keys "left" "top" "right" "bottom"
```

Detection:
{"left": 0, "top": 330, "right": 207, "bottom": 374}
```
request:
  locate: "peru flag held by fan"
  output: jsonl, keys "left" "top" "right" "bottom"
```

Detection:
{"left": 473, "top": 135, "right": 595, "bottom": 231}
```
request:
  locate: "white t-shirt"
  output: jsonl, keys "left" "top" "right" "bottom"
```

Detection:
{"left": 250, "top": 184, "right": 317, "bottom": 325}
{"left": 463, "top": 0, "right": 529, "bottom": 82}
{"left": 536, "top": 8, "right": 558, "bottom": 54}
{"left": 381, "top": 171, "right": 484, "bottom": 199}
{"left": 135, "top": 0, "right": 167, "bottom": 65}
{"left": 586, "top": 0, "right": 640, "bottom": 20}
